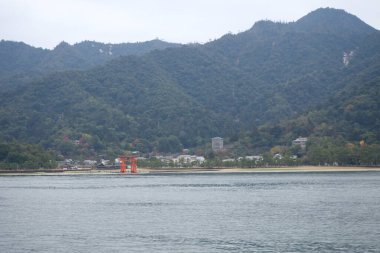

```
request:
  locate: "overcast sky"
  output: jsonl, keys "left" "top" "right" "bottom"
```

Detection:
{"left": 1, "top": 0, "right": 379, "bottom": 49}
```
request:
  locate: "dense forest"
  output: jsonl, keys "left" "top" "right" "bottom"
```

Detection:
{"left": 0, "top": 39, "right": 180, "bottom": 92}
{"left": 0, "top": 8, "right": 379, "bottom": 168}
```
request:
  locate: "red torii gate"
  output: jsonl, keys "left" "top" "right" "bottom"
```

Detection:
{"left": 119, "top": 155, "right": 137, "bottom": 173}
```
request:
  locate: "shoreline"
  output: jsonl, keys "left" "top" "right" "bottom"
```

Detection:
{"left": 1, "top": 166, "right": 380, "bottom": 176}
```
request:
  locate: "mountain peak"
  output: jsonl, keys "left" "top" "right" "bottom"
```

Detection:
{"left": 295, "top": 7, "right": 376, "bottom": 34}
{"left": 54, "top": 41, "right": 71, "bottom": 50}
{"left": 247, "top": 20, "right": 288, "bottom": 37}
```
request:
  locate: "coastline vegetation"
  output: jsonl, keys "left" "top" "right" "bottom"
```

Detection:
{"left": 0, "top": 142, "right": 56, "bottom": 170}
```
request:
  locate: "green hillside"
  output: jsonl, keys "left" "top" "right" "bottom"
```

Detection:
{"left": 0, "top": 39, "right": 180, "bottom": 91}
{"left": 0, "top": 8, "right": 379, "bottom": 162}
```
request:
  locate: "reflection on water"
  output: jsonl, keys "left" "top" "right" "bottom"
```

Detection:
{"left": 0, "top": 172, "right": 379, "bottom": 252}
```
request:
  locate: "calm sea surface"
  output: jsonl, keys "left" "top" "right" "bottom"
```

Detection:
{"left": 0, "top": 172, "right": 379, "bottom": 252}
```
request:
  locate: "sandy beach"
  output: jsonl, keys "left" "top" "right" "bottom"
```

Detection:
{"left": 217, "top": 166, "right": 380, "bottom": 173}
{"left": 1, "top": 166, "right": 380, "bottom": 176}
{"left": 145, "top": 166, "right": 380, "bottom": 174}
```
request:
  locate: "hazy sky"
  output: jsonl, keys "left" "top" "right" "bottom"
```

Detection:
{"left": 1, "top": 0, "right": 379, "bottom": 49}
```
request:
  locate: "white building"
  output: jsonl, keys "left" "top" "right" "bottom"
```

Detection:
{"left": 212, "top": 137, "right": 223, "bottom": 152}
{"left": 83, "top": 160, "right": 97, "bottom": 166}
{"left": 245, "top": 155, "right": 264, "bottom": 161}
{"left": 292, "top": 137, "right": 308, "bottom": 149}
{"left": 174, "top": 155, "right": 205, "bottom": 164}
{"left": 100, "top": 159, "right": 110, "bottom": 165}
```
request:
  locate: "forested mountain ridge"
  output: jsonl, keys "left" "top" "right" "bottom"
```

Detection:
{"left": 245, "top": 33, "right": 380, "bottom": 150}
{"left": 0, "top": 39, "right": 181, "bottom": 90}
{"left": 0, "top": 39, "right": 180, "bottom": 74}
{"left": 283, "top": 33, "right": 380, "bottom": 142}
{"left": 0, "top": 8, "right": 379, "bottom": 160}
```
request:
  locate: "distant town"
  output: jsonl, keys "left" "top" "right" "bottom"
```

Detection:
{"left": 58, "top": 136, "right": 309, "bottom": 170}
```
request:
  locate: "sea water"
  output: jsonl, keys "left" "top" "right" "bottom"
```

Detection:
{"left": 0, "top": 172, "right": 379, "bottom": 252}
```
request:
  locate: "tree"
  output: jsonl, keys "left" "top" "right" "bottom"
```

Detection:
{"left": 157, "top": 135, "right": 183, "bottom": 153}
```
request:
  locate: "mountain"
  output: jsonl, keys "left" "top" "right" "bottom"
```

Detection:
{"left": 294, "top": 8, "right": 376, "bottom": 34}
{"left": 0, "top": 39, "right": 181, "bottom": 90}
{"left": 0, "top": 8, "right": 379, "bottom": 159}
{"left": 276, "top": 33, "right": 380, "bottom": 143}
{"left": 0, "top": 41, "right": 47, "bottom": 76}
{"left": 38, "top": 39, "right": 182, "bottom": 72}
